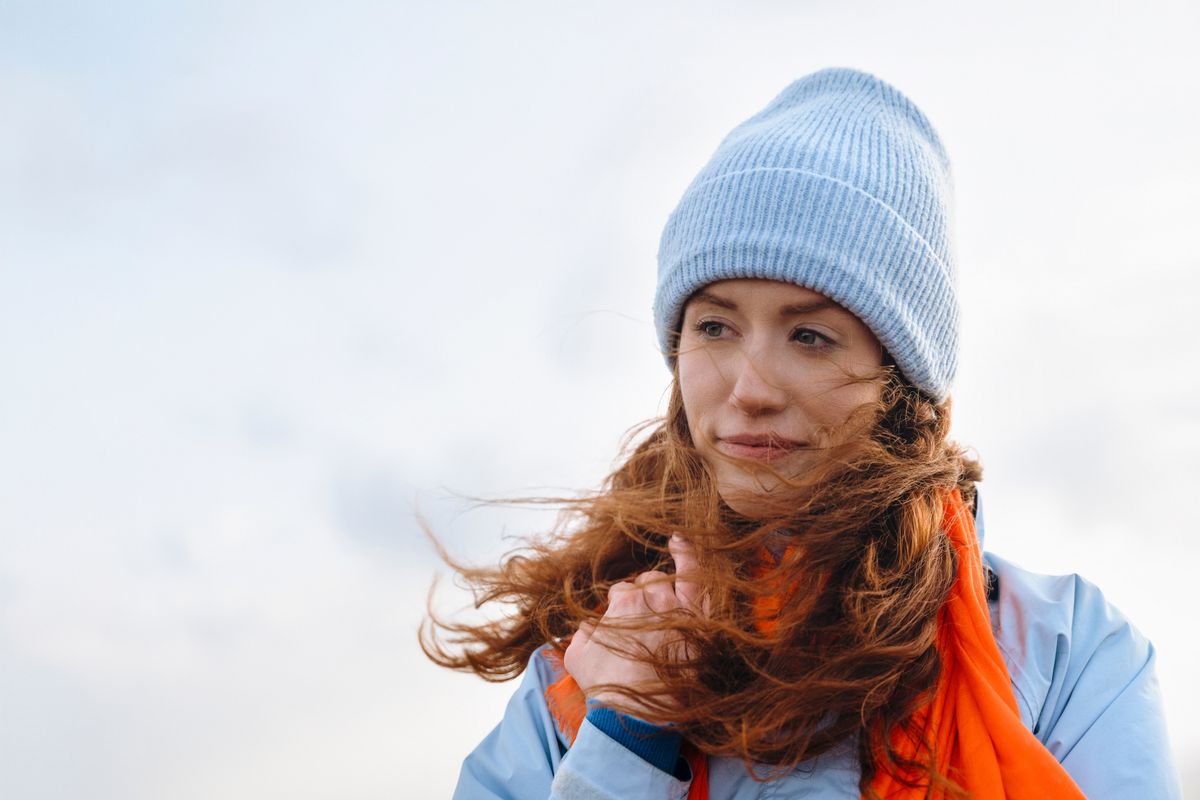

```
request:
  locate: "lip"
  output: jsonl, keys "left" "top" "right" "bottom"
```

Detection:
{"left": 717, "top": 433, "right": 806, "bottom": 462}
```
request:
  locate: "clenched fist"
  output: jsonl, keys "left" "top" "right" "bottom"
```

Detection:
{"left": 563, "top": 534, "right": 707, "bottom": 722}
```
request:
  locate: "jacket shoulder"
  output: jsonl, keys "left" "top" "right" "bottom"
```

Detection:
{"left": 983, "top": 552, "right": 1181, "bottom": 796}
{"left": 983, "top": 551, "right": 1151, "bottom": 737}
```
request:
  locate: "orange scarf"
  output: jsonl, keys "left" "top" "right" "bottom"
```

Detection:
{"left": 543, "top": 492, "right": 1085, "bottom": 799}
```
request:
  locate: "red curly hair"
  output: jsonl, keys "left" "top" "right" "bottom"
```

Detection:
{"left": 422, "top": 370, "right": 980, "bottom": 798}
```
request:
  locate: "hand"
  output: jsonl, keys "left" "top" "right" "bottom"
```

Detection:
{"left": 563, "top": 535, "right": 706, "bottom": 722}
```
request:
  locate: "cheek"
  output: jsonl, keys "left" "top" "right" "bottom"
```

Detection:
{"left": 677, "top": 352, "right": 725, "bottom": 442}
{"left": 807, "top": 346, "right": 883, "bottom": 424}
{"left": 677, "top": 352, "right": 712, "bottom": 406}
{"left": 813, "top": 382, "right": 882, "bottom": 431}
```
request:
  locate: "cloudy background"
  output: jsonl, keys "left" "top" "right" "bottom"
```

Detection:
{"left": 2, "top": 1, "right": 1197, "bottom": 797}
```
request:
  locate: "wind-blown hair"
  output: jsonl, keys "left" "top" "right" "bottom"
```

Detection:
{"left": 422, "top": 369, "right": 981, "bottom": 798}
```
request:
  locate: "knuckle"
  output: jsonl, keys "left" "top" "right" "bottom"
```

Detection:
{"left": 607, "top": 591, "right": 640, "bottom": 615}
{"left": 607, "top": 582, "right": 631, "bottom": 601}
{"left": 643, "top": 587, "right": 677, "bottom": 613}
{"left": 634, "top": 570, "right": 666, "bottom": 586}
{"left": 645, "top": 582, "right": 675, "bottom": 602}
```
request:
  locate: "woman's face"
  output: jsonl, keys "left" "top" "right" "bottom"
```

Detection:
{"left": 677, "top": 279, "right": 885, "bottom": 516}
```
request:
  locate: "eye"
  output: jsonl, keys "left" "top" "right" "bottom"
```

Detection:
{"left": 694, "top": 320, "right": 728, "bottom": 339}
{"left": 791, "top": 327, "right": 833, "bottom": 348}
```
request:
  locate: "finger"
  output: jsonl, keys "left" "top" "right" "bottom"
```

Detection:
{"left": 566, "top": 621, "right": 595, "bottom": 657}
{"left": 640, "top": 581, "right": 677, "bottom": 614}
{"left": 606, "top": 581, "right": 643, "bottom": 615}
{"left": 634, "top": 570, "right": 669, "bottom": 587}
{"left": 669, "top": 534, "right": 705, "bottom": 614}
{"left": 564, "top": 621, "right": 594, "bottom": 677}
{"left": 607, "top": 580, "right": 635, "bottom": 599}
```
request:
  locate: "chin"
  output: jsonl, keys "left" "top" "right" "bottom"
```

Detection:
{"left": 713, "top": 455, "right": 814, "bottom": 516}
{"left": 716, "top": 479, "right": 786, "bottom": 519}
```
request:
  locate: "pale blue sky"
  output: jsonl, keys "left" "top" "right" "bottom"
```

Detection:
{"left": 2, "top": 1, "right": 1198, "bottom": 796}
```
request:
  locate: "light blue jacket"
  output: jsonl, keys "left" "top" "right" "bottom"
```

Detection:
{"left": 454, "top": 507, "right": 1182, "bottom": 798}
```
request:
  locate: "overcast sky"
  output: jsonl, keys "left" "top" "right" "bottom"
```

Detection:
{"left": 2, "top": 1, "right": 1198, "bottom": 797}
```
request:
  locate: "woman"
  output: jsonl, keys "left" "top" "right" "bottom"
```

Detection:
{"left": 423, "top": 68, "right": 1181, "bottom": 799}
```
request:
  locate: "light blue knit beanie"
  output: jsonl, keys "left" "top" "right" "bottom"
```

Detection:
{"left": 654, "top": 67, "right": 958, "bottom": 401}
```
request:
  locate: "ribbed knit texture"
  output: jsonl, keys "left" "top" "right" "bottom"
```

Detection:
{"left": 585, "top": 707, "right": 685, "bottom": 778}
{"left": 654, "top": 68, "right": 958, "bottom": 400}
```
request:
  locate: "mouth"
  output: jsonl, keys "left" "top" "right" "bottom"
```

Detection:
{"left": 716, "top": 433, "right": 807, "bottom": 462}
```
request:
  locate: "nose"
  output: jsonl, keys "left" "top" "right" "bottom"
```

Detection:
{"left": 729, "top": 350, "right": 790, "bottom": 416}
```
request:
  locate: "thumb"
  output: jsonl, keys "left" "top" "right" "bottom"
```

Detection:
{"left": 575, "top": 619, "right": 597, "bottom": 644}
{"left": 669, "top": 534, "right": 705, "bottom": 614}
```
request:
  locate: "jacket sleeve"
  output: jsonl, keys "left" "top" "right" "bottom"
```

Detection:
{"left": 453, "top": 646, "right": 691, "bottom": 800}
{"left": 994, "top": 561, "right": 1184, "bottom": 799}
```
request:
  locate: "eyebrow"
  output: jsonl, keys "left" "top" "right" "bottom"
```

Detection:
{"left": 690, "top": 291, "right": 837, "bottom": 317}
